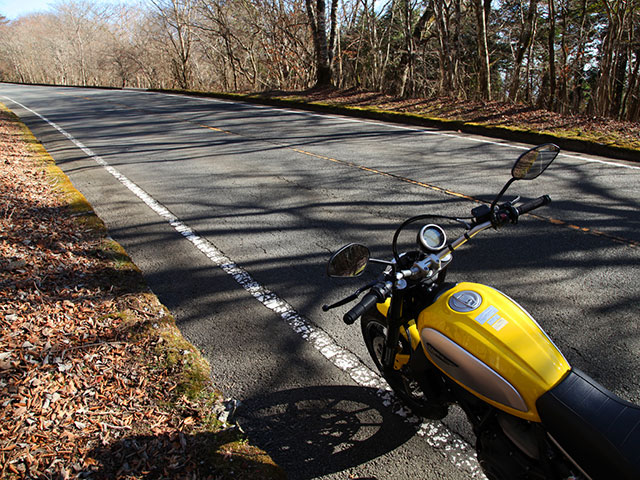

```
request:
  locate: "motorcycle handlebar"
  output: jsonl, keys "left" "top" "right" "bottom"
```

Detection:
{"left": 343, "top": 292, "right": 382, "bottom": 325}
{"left": 515, "top": 195, "right": 551, "bottom": 216}
{"left": 340, "top": 196, "right": 552, "bottom": 325}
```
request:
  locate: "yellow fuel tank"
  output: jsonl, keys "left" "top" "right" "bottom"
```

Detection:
{"left": 417, "top": 282, "right": 570, "bottom": 421}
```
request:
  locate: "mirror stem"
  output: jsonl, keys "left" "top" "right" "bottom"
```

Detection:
{"left": 491, "top": 178, "right": 516, "bottom": 211}
{"left": 369, "top": 258, "right": 395, "bottom": 266}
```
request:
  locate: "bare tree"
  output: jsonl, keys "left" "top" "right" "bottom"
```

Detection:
{"left": 0, "top": 0, "right": 637, "bottom": 122}
{"left": 507, "top": 0, "right": 538, "bottom": 101}
{"left": 545, "top": 0, "right": 557, "bottom": 109}
{"left": 472, "top": 0, "right": 491, "bottom": 99}
{"left": 50, "top": 0, "right": 114, "bottom": 86}
{"left": 149, "top": 0, "right": 196, "bottom": 89}
{"left": 194, "top": 0, "right": 312, "bottom": 91}
{"left": 591, "top": 0, "right": 636, "bottom": 118}
{"left": 306, "top": 0, "right": 333, "bottom": 86}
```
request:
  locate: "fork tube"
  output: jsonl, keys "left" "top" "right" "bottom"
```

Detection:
{"left": 383, "top": 289, "right": 405, "bottom": 370}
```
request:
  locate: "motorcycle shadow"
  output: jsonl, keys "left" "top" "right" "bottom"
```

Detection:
{"left": 84, "top": 428, "right": 286, "bottom": 479}
{"left": 236, "top": 385, "right": 417, "bottom": 479}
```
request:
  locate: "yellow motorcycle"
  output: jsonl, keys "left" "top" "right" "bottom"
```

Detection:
{"left": 324, "top": 144, "right": 639, "bottom": 480}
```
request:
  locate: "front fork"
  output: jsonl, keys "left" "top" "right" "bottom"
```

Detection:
{"left": 382, "top": 288, "right": 405, "bottom": 371}
{"left": 382, "top": 269, "right": 450, "bottom": 371}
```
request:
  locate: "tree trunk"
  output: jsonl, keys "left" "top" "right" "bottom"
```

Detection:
{"left": 547, "top": 0, "right": 557, "bottom": 110}
{"left": 398, "top": 2, "right": 433, "bottom": 96}
{"left": 611, "top": 48, "right": 628, "bottom": 118}
{"left": 508, "top": 0, "right": 538, "bottom": 101}
{"left": 305, "top": 0, "right": 332, "bottom": 88}
{"left": 328, "top": 0, "right": 338, "bottom": 67}
{"left": 524, "top": 14, "right": 538, "bottom": 102}
{"left": 434, "top": 0, "right": 452, "bottom": 95}
{"left": 569, "top": 0, "right": 588, "bottom": 112}
{"left": 473, "top": 0, "right": 491, "bottom": 100}
{"left": 621, "top": 46, "right": 640, "bottom": 120}
{"left": 558, "top": 0, "right": 569, "bottom": 112}
{"left": 594, "top": 0, "right": 630, "bottom": 118}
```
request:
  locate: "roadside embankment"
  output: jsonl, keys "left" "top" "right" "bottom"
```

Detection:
{"left": 152, "top": 87, "right": 640, "bottom": 163}
{"left": 0, "top": 104, "right": 284, "bottom": 479}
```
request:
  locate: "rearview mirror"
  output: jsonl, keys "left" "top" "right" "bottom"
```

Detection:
{"left": 512, "top": 144, "right": 559, "bottom": 180}
{"left": 327, "top": 244, "right": 370, "bottom": 277}
{"left": 491, "top": 144, "right": 560, "bottom": 210}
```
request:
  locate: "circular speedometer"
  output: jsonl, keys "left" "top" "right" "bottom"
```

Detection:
{"left": 418, "top": 224, "right": 447, "bottom": 252}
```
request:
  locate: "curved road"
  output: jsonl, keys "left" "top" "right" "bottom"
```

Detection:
{"left": 2, "top": 84, "right": 639, "bottom": 479}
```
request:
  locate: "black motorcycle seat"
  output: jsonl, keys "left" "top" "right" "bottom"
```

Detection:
{"left": 536, "top": 368, "right": 640, "bottom": 480}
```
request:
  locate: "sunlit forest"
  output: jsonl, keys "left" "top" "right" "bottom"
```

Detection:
{"left": 0, "top": 0, "right": 638, "bottom": 121}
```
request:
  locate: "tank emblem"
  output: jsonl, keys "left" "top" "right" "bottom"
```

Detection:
{"left": 449, "top": 291, "right": 483, "bottom": 313}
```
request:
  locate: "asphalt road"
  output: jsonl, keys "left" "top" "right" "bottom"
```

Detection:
{"left": 2, "top": 84, "right": 639, "bottom": 479}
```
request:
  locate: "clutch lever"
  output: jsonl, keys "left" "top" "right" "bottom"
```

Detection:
{"left": 322, "top": 281, "right": 377, "bottom": 312}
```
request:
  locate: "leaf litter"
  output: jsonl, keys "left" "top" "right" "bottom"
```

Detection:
{"left": 0, "top": 107, "right": 283, "bottom": 479}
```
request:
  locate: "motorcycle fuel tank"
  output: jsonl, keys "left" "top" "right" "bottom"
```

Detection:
{"left": 418, "top": 282, "right": 571, "bottom": 422}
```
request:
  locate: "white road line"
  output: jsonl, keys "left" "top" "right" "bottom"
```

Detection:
{"left": 3, "top": 95, "right": 487, "bottom": 479}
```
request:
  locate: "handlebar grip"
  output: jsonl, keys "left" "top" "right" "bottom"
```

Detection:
{"left": 343, "top": 292, "right": 380, "bottom": 325}
{"left": 516, "top": 195, "right": 551, "bottom": 215}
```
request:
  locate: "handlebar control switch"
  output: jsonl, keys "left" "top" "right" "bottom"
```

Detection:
{"left": 502, "top": 203, "right": 520, "bottom": 224}
{"left": 343, "top": 282, "right": 392, "bottom": 325}
{"left": 471, "top": 204, "right": 491, "bottom": 223}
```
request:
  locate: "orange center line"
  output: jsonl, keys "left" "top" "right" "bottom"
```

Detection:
{"left": 205, "top": 126, "right": 638, "bottom": 248}
{"left": 200, "top": 124, "right": 233, "bottom": 135}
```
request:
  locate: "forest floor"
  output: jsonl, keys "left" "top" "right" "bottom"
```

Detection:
{"left": 0, "top": 105, "right": 284, "bottom": 479}
{"left": 258, "top": 88, "right": 640, "bottom": 153}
